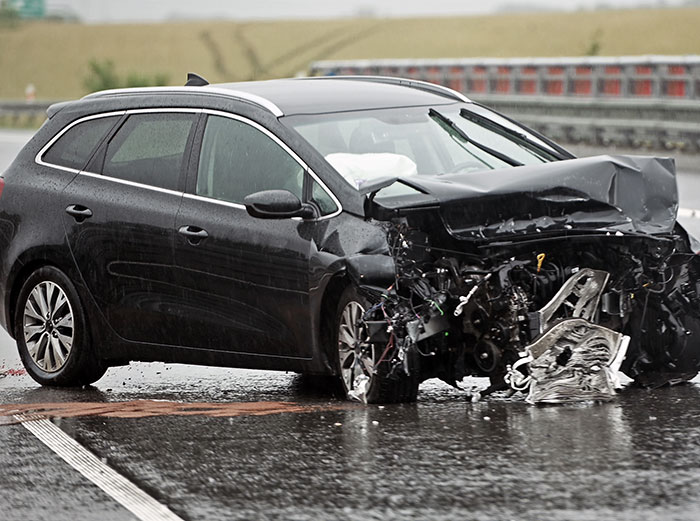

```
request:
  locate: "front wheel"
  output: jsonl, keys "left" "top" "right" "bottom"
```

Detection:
{"left": 14, "top": 266, "right": 106, "bottom": 386}
{"left": 333, "top": 286, "right": 419, "bottom": 404}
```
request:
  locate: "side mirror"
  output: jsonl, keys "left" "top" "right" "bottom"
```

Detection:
{"left": 244, "top": 190, "right": 316, "bottom": 220}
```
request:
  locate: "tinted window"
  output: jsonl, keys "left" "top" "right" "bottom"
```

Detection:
{"left": 196, "top": 115, "right": 304, "bottom": 205}
{"left": 102, "top": 113, "right": 195, "bottom": 191}
{"left": 311, "top": 179, "right": 338, "bottom": 215}
{"left": 284, "top": 104, "right": 555, "bottom": 190}
{"left": 43, "top": 116, "right": 119, "bottom": 170}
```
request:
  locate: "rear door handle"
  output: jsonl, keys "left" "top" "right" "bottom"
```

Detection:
{"left": 178, "top": 225, "right": 209, "bottom": 244}
{"left": 65, "top": 204, "right": 93, "bottom": 222}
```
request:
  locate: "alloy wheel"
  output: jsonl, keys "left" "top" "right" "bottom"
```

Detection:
{"left": 23, "top": 281, "right": 74, "bottom": 373}
{"left": 337, "top": 300, "right": 375, "bottom": 391}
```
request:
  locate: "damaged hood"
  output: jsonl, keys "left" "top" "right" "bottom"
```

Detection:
{"left": 374, "top": 155, "right": 678, "bottom": 239}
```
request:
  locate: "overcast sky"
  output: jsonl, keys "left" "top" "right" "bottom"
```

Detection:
{"left": 48, "top": 0, "right": 686, "bottom": 23}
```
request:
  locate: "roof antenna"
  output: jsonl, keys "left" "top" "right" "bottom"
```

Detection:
{"left": 185, "top": 73, "right": 209, "bottom": 87}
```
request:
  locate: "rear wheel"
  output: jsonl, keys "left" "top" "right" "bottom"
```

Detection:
{"left": 334, "top": 285, "right": 419, "bottom": 403}
{"left": 14, "top": 266, "right": 106, "bottom": 386}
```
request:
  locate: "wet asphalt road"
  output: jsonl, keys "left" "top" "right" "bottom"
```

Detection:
{"left": 2, "top": 130, "right": 700, "bottom": 521}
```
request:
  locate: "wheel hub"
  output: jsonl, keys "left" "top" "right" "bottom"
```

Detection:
{"left": 337, "top": 300, "right": 376, "bottom": 392}
{"left": 23, "top": 281, "right": 74, "bottom": 373}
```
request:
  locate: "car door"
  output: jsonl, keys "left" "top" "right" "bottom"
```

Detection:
{"left": 62, "top": 110, "right": 198, "bottom": 345}
{"left": 173, "top": 112, "right": 325, "bottom": 358}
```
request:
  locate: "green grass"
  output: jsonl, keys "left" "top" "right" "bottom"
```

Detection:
{"left": 1, "top": 7, "right": 699, "bottom": 100}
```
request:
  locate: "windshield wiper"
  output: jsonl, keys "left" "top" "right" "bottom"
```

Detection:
{"left": 429, "top": 108, "right": 523, "bottom": 168}
{"left": 459, "top": 108, "right": 557, "bottom": 161}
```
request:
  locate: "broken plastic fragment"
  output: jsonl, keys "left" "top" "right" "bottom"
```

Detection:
{"left": 347, "top": 374, "right": 370, "bottom": 404}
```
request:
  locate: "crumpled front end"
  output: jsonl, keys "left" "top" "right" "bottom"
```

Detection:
{"left": 351, "top": 155, "right": 700, "bottom": 404}
{"left": 425, "top": 155, "right": 678, "bottom": 238}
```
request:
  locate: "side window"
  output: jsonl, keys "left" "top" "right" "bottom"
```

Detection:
{"left": 42, "top": 116, "right": 120, "bottom": 170}
{"left": 196, "top": 115, "right": 304, "bottom": 205}
{"left": 311, "top": 179, "right": 338, "bottom": 216}
{"left": 102, "top": 113, "right": 196, "bottom": 191}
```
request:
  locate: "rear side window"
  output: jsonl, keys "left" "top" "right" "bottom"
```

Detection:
{"left": 102, "top": 113, "right": 196, "bottom": 191}
{"left": 42, "top": 116, "right": 120, "bottom": 171}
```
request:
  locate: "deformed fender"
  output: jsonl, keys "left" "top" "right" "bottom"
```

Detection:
{"left": 345, "top": 254, "right": 396, "bottom": 287}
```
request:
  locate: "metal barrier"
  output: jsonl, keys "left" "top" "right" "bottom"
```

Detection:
{"left": 0, "top": 100, "right": 52, "bottom": 126}
{"left": 310, "top": 56, "right": 700, "bottom": 150}
{"left": 3, "top": 57, "right": 700, "bottom": 151}
{"left": 310, "top": 55, "right": 700, "bottom": 100}
{"left": 466, "top": 95, "right": 700, "bottom": 151}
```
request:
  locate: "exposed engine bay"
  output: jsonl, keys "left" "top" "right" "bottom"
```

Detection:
{"left": 351, "top": 220, "right": 700, "bottom": 404}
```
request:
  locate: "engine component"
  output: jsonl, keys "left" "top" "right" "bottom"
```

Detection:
{"left": 355, "top": 221, "right": 700, "bottom": 405}
{"left": 536, "top": 268, "right": 609, "bottom": 332}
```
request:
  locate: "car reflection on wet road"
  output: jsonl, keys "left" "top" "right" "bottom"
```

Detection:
{"left": 3, "top": 131, "right": 700, "bottom": 520}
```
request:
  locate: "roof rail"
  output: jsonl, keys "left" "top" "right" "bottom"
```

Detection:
{"left": 309, "top": 75, "right": 471, "bottom": 103}
{"left": 82, "top": 86, "right": 283, "bottom": 117}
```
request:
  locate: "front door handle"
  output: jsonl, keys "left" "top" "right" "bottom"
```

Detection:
{"left": 65, "top": 204, "right": 93, "bottom": 222}
{"left": 178, "top": 225, "right": 209, "bottom": 244}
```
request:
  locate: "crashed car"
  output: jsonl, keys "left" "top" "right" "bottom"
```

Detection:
{"left": 0, "top": 75, "right": 698, "bottom": 404}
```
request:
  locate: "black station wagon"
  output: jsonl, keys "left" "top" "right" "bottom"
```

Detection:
{"left": 1, "top": 75, "right": 698, "bottom": 403}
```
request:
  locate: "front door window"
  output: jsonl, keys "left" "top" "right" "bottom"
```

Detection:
{"left": 196, "top": 115, "right": 304, "bottom": 204}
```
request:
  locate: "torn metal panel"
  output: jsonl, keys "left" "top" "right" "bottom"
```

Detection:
{"left": 536, "top": 268, "right": 609, "bottom": 333}
{"left": 521, "top": 318, "right": 629, "bottom": 404}
{"left": 371, "top": 155, "right": 678, "bottom": 238}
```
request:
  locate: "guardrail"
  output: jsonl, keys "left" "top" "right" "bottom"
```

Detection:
{"left": 310, "top": 56, "right": 700, "bottom": 151}
{"left": 468, "top": 95, "right": 700, "bottom": 152}
{"left": 0, "top": 100, "right": 53, "bottom": 126}
{"left": 311, "top": 55, "right": 700, "bottom": 100}
{"left": 3, "top": 75, "right": 700, "bottom": 151}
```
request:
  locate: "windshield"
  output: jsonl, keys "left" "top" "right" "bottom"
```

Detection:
{"left": 283, "top": 103, "right": 557, "bottom": 193}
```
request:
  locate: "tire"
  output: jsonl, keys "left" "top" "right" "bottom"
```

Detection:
{"left": 333, "top": 285, "right": 419, "bottom": 404}
{"left": 14, "top": 266, "right": 106, "bottom": 387}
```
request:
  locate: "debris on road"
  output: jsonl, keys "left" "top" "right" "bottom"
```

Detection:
{"left": 0, "top": 400, "right": 353, "bottom": 425}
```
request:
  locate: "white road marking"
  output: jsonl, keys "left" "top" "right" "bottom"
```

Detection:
{"left": 15, "top": 414, "right": 185, "bottom": 521}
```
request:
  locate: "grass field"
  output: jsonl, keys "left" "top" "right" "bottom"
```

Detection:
{"left": 1, "top": 7, "right": 699, "bottom": 100}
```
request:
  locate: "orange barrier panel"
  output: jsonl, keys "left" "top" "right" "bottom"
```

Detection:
{"left": 518, "top": 66, "right": 537, "bottom": 94}
{"left": 495, "top": 66, "right": 510, "bottom": 93}
{"left": 427, "top": 66, "right": 442, "bottom": 85}
{"left": 602, "top": 66, "right": 622, "bottom": 96}
{"left": 448, "top": 66, "right": 466, "bottom": 92}
{"left": 545, "top": 66, "right": 565, "bottom": 95}
{"left": 667, "top": 65, "right": 686, "bottom": 97}
{"left": 632, "top": 65, "right": 653, "bottom": 96}
{"left": 469, "top": 66, "right": 487, "bottom": 93}
{"left": 573, "top": 66, "right": 592, "bottom": 95}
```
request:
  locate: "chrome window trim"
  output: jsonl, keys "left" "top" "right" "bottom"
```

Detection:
{"left": 35, "top": 110, "right": 126, "bottom": 171}
{"left": 38, "top": 109, "right": 200, "bottom": 189}
{"left": 82, "top": 86, "right": 284, "bottom": 118}
{"left": 198, "top": 109, "right": 343, "bottom": 220}
{"left": 37, "top": 107, "right": 343, "bottom": 220}
{"left": 183, "top": 193, "right": 246, "bottom": 211}
{"left": 78, "top": 171, "right": 185, "bottom": 197}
